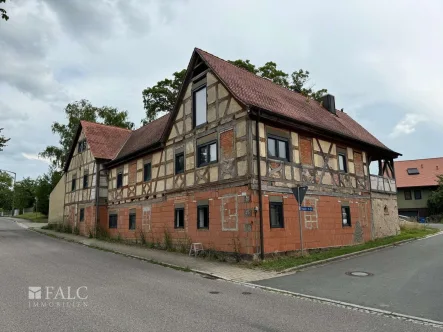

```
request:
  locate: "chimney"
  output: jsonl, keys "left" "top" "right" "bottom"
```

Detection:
{"left": 321, "top": 94, "right": 336, "bottom": 115}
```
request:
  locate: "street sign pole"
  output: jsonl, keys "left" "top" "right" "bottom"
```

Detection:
{"left": 297, "top": 186, "right": 304, "bottom": 254}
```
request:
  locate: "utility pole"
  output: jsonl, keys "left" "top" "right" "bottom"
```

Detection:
{"left": 0, "top": 169, "right": 16, "bottom": 216}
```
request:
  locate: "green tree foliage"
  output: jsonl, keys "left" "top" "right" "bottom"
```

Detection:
{"left": 14, "top": 177, "right": 35, "bottom": 213}
{"left": 141, "top": 69, "right": 187, "bottom": 124}
{"left": 0, "top": 128, "right": 10, "bottom": 151}
{"left": 40, "top": 99, "right": 134, "bottom": 169}
{"left": 35, "top": 167, "right": 62, "bottom": 216}
{"left": 428, "top": 175, "right": 443, "bottom": 215}
{"left": 0, "top": 171, "right": 13, "bottom": 212}
{"left": 0, "top": 0, "right": 9, "bottom": 21}
{"left": 142, "top": 59, "right": 327, "bottom": 123}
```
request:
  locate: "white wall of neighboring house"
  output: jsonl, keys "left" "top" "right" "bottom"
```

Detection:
{"left": 48, "top": 174, "right": 66, "bottom": 224}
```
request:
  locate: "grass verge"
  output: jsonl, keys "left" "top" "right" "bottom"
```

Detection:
{"left": 253, "top": 225, "right": 439, "bottom": 272}
{"left": 14, "top": 212, "right": 48, "bottom": 223}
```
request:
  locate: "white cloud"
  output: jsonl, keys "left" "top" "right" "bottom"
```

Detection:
{"left": 390, "top": 114, "right": 427, "bottom": 138}
{"left": 22, "top": 153, "right": 51, "bottom": 164}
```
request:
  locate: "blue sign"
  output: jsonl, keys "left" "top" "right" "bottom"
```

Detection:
{"left": 300, "top": 206, "right": 314, "bottom": 212}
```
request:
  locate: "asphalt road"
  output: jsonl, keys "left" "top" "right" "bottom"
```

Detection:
{"left": 0, "top": 218, "right": 439, "bottom": 332}
{"left": 255, "top": 230, "right": 443, "bottom": 322}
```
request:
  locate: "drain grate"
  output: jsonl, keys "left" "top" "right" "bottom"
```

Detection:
{"left": 209, "top": 291, "right": 220, "bottom": 294}
{"left": 242, "top": 292, "right": 252, "bottom": 295}
{"left": 345, "top": 271, "right": 373, "bottom": 277}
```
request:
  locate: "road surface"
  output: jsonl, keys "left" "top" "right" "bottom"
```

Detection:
{"left": 0, "top": 217, "right": 439, "bottom": 332}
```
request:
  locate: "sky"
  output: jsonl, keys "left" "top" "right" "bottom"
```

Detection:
{"left": 0, "top": 0, "right": 442, "bottom": 181}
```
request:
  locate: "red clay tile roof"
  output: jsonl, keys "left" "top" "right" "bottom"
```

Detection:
{"left": 394, "top": 158, "right": 443, "bottom": 188}
{"left": 114, "top": 113, "right": 171, "bottom": 160}
{"left": 196, "top": 48, "right": 394, "bottom": 153}
{"left": 81, "top": 121, "right": 132, "bottom": 160}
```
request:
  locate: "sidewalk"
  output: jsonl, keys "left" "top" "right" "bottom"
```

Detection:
{"left": 16, "top": 220, "right": 279, "bottom": 283}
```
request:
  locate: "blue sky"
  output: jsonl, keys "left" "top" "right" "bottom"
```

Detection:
{"left": 0, "top": 0, "right": 441, "bottom": 180}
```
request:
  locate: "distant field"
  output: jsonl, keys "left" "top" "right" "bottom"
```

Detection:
{"left": 14, "top": 212, "right": 48, "bottom": 223}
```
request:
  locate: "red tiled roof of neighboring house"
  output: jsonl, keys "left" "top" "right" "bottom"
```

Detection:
{"left": 394, "top": 158, "right": 443, "bottom": 188}
{"left": 114, "top": 113, "right": 171, "bottom": 160}
{"left": 81, "top": 121, "right": 132, "bottom": 160}
{"left": 195, "top": 48, "right": 395, "bottom": 153}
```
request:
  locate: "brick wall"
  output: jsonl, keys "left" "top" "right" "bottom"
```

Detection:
{"left": 220, "top": 129, "right": 234, "bottom": 159}
{"left": 299, "top": 136, "right": 313, "bottom": 165}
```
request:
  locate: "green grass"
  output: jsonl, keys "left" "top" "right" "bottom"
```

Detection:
{"left": 253, "top": 226, "right": 440, "bottom": 272}
{"left": 15, "top": 212, "right": 48, "bottom": 223}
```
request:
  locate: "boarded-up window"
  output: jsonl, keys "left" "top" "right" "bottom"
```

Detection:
{"left": 299, "top": 137, "right": 313, "bottom": 165}
{"left": 129, "top": 162, "right": 137, "bottom": 185}
{"left": 354, "top": 152, "right": 364, "bottom": 176}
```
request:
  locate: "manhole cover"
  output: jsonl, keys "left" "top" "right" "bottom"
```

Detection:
{"left": 209, "top": 291, "right": 220, "bottom": 294}
{"left": 242, "top": 292, "right": 251, "bottom": 295}
{"left": 345, "top": 271, "right": 373, "bottom": 277}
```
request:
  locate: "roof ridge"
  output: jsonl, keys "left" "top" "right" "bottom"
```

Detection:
{"left": 132, "top": 113, "right": 171, "bottom": 132}
{"left": 396, "top": 157, "right": 443, "bottom": 163}
{"left": 195, "top": 47, "right": 324, "bottom": 107}
{"left": 81, "top": 120, "right": 132, "bottom": 132}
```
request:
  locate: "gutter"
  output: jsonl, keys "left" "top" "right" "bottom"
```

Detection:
{"left": 255, "top": 110, "right": 265, "bottom": 260}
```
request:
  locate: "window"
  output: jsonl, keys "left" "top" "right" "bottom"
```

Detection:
{"left": 109, "top": 214, "right": 118, "bottom": 229}
{"left": 342, "top": 206, "right": 351, "bottom": 227}
{"left": 267, "top": 136, "right": 289, "bottom": 161}
{"left": 407, "top": 168, "right": 420, "bottom": 175}
{"left": 197, "top": 205, "right": 209, "bottom": 229}
{"left": 269, "top": 202, "right": 284, "bottom": 228}
{"left": 71, "top": 175, "right": 76, "bottom": 191}
{"left": 175, "top": 208, "right": 184, "bottom": 229}
{"left": 404, "top": 190, "right": 412, "bottom": 200}
{"left": 338, "top": 148, "right": 348, "bottom": 173}
{"left": 197, "top": 141, "right": 217, "bottom": 167}
{"left": 193, "top": 86, "right": 207, "bottom": 127}
{"left": 78, "top": 140, "right": 86, "bottom": 153}
{"left": 116, "top": 170, "right": 123, "bottom": 188}
{"left": 143, "top": 162, "right": 151, "bottom": 182}
{"left": 414, "top": 190, "right": 422, "bottom": 200}
{"left": 129, "top": 210, "right": 136, "bottom": 230}
{"left": 83, "top": 173, "right": 88, "bottom": 188}
{"left": 175, "top": 152, "right": 184, "bottom": 174}
{"left": 79, "top": 208, "right": 84, "bottom": 222}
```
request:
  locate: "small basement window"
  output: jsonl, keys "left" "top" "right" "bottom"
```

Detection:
{"left": 407, "top": 168, "right": 420, "bottom": 175}
{"left": 267, "top": 135, "right": 289, "bottom": 161}
{"left": 197, "top": 141, "right": 217, "bottom": 167}
{"left": 341, "top": 206, "right": 351, "bottom": 227}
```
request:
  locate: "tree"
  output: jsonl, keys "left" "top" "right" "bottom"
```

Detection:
{"left": 34, "top": 167, "right": 62, "bottom": 216}
{"left": 0, "top": 128, "right": 10, "bottom": 151}
{"left": 142, "top": 59, "right": 327, "bottom": 123}
{"left": 141, "top": 69, "right": 186, "bottom": 124}
{"left": 14, "top": 177, "right": 35, "bottom": 213}
{"left": 40, "top": 99, "right": 134, "bottom": 169}
{"left": 0, "top": 0, "right": 8, "bottom": 21}
{"left": 428, "top": 175, "right": 443, "bottom": 216}
{"left": 0, "top": 171, "right": 13, "bottom": 212}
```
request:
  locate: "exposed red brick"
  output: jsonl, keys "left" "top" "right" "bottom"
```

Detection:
{"left": 300, "top": 137, "right": 313, "bottom": 165}
{"left": 220, "top": 129, "right": 234, "bottom": 160}
{"left": 354, "top": 152, "right": 364, "bottom": 176}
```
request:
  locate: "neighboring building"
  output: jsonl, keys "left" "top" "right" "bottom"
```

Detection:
{"left": 48, "top": 174, "right": 66, "bottom": 224}
{"left": 53, "top": 48, "right": 400, "bottom": 257}
{"left": 394, "top": 158, "right": 443, "bottom": 218}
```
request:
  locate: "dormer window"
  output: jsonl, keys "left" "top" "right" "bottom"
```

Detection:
{"left": 407, "top": 168, "right": 419, "bottom": 175}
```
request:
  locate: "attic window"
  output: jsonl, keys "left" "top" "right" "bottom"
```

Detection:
{"left": 78, "top": 140, "right": 87, "bottom": 153}
{"left": 407, "top": 168, "right": 419, "bottom": 175}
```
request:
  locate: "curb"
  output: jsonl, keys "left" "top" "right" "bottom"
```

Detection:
{"left": 28, "top": 225, "right": 443, "bottom": 328}
{"left": 279, "top": 230, "right": 443, "bottom": 274}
